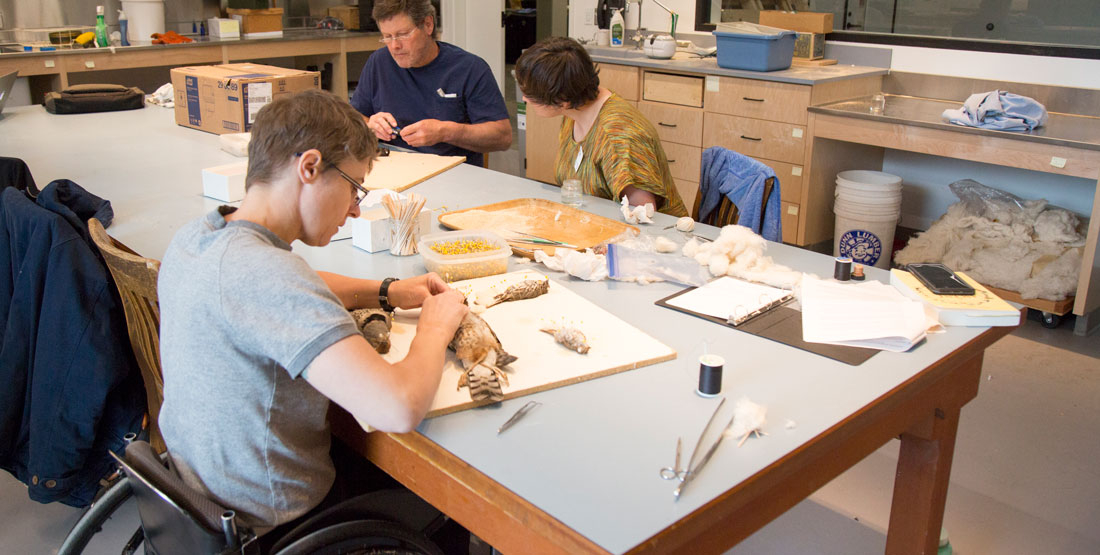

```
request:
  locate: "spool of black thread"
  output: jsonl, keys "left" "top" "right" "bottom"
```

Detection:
{"left": 834, "top": 256, "right": 852, "bottom": 281}
{"left": 697, "top": 354, "right": 724, "bottom": 398}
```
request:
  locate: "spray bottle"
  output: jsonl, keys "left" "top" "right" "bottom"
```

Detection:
{"left": 94, "top": 5, "right": 109, "bottom": 47}
{"left": 610, "top": 8, "right": 625, "bottom": 47}
{"left": 118, "top": 9, "right": 130, "bottom": 46}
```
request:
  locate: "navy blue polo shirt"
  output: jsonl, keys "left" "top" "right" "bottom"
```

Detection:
{"left": 351, "top": 42, "right": 509, "bottom": 167}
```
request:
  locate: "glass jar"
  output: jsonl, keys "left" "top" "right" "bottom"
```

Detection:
{"left": 870, "top": 93, "right": 886, "bottom": 115}
{"left": 561, "top": 179, "right": 583, "bottom": 208}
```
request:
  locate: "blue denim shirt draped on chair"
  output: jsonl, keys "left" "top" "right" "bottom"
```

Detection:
{"left": 698, "top": 147, "right": 782, "bottom": 242}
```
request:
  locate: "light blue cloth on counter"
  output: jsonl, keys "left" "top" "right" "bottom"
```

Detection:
{"left": 941, "top": 90, "right": 1048, "bottom": 131}
{"left": 698, "top": 147, "right": 781, "bottom": 242}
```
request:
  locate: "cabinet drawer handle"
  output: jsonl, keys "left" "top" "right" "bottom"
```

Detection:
{"left": 667, "top": 159, "right": 677, "bottom": 163}
{"left": 742, "top": 97, "right": 765, "bottom": 102}
{"left": 658, "top": 122, "right": 678, "bottom": 128}
{"left": 740, "top": 135, "right": 762, "bottom": 141}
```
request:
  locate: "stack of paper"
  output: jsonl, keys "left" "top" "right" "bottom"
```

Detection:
{"left": 890, "top": 269, "right": 1021, "bottom": 327}
{"left": 801, "top": 277, "right": 931, "bottom": 352}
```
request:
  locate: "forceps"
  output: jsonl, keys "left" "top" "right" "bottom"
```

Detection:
{"left": 658, "top": 397, "right": 726, "bottom": 482}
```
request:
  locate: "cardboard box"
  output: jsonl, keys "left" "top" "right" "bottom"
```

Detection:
{"left": 227, "top": 8, "right": 284, "bottom": 37}
{"left": 202, "top": 161, "right": 248, "bottom": 202}
{"left": 170, "top": 63, "right": 320, "bottom": 135}
{"left": 793, "top": 32, "right": 825, "bottom": 60}
{"left": 759, "top": 11, "right": 833, "bottom": 34}
{"left": 327, "top": 6, "right": 360, "bottom": 30}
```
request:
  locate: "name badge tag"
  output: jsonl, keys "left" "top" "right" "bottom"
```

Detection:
{"left": 573, "top": 148, "right": 583, "bottom": 171}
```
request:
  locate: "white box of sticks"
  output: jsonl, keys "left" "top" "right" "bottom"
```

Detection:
{"left": 351, "top": 207, "right": 433, "bottom": 253}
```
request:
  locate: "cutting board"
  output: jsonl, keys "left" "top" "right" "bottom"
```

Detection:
{"left": 439, "top": 198, "right": 639, "bottom": 258}
{"left": 364, "top": 270, "right": 677, "bottom": 419}
{"left": 362, "top": 150, "right": 465, "bottom": 192}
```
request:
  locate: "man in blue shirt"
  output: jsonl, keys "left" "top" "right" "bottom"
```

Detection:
{"left": 351, "top": 0, "right": 512, "bottom": 167}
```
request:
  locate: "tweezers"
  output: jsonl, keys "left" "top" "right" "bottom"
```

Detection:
{"left": 498, "top": 400, "right": 541, "bottom": 434}
{"left": 678, "top": 397, "right": 726, "bottom": 482}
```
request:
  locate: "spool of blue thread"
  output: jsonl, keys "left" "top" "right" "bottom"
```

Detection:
{"left": 697, "top": 354, "right": 724, "bottom": 397}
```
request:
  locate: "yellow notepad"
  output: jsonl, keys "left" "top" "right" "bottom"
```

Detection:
{"left": 890, "top": 269, "right": 1020, "bottom": 327}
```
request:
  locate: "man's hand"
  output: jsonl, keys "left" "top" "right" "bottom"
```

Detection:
{"left": 400, "top": 119, "right": 454, "bottom": 147}
{"left": 367, "top": 112, "right": 400, "bottom": 141}
{"left": 387, "top": 273, "right": 453, "bottom": 309}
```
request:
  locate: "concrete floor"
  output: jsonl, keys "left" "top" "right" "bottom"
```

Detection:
{"left": 4, "top": 71, "right": 1098, "bottom": 554}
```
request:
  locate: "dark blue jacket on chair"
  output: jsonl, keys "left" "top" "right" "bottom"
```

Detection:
{"left": 0, "top": 181, "right": 145, "bottom": 507}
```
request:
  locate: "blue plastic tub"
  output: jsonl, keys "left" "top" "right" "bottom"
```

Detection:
{"left": 713, "top": 29, "right": 796, "bottom": 71}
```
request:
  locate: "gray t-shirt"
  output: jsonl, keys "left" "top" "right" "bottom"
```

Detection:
{"left": 158, "top": 207, "right": 360, "bottom": 530}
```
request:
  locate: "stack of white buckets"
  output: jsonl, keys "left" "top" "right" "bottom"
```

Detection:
{"left": 833, "top": 170, "right": 903, "bottom": 269}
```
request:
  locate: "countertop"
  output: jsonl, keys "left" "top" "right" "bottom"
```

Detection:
{"left": 810, "top": 94, "right": 1100, "bottom": 152}
{"left": 586, "top": 45, "right": 887, "bottom": 85}
{"left": 0, "top": 28, "right": 379, "bottom": 57}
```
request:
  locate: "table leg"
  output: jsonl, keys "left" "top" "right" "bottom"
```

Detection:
{"left": 885, "top": 351, "right": 983, "bottom": 554}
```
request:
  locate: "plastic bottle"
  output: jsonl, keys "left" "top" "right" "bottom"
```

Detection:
{"left": 94, "top": 5, "right": 109, "bottom": 47}
{"left": 610, "top": 8, "right": 624, "bottom": 47}
{"left": 118, "top": 9, "right": 130, "bottom": 46}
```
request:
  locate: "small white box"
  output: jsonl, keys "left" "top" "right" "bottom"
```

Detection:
{"left": 209, "top": 18, "right": 240, "bottom": 39}
{"left": 202, "top": 161, "right": 248, "bottom": 202}
{"left": 350, "top": 207, "right": 434, "bottom": 253}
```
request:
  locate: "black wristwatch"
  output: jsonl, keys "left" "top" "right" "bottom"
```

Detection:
{"left": 378, "top": 277, "right": 398, "bottom": 312}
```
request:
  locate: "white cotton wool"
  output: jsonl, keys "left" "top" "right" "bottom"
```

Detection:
{"left": 654, "top": 236, "right": 678, "bottom": 253}
{"left": 1034, "top": 209, "right": 1084, "bottom": 244}
{"left": 695, "top": 251, "right": 711, "bottom": 266}
{"left": 708, "top": 254, "right": 730, "bottom": 276}
{"left": 682, "top": 237, "right": 701, "bottom": 258}
{"left": 675, "top": 217, "right": 695, "bottom": 232}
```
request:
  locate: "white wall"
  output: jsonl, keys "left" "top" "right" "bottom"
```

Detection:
{"left": 568, "top": 1, "right": 1100, "bottom": 230}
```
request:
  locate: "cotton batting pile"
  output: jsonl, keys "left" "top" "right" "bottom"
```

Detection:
{"left": 682, "top": 224, "right": 803, "bottom": 290}
{"left": 895, "top": 179, "right": 1085, "bottom": 301}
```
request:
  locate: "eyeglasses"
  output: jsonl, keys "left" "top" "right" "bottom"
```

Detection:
{"left": 295, "top": 151, "right": 370, "bottom": 205}
{"left": 327, "top": 163, "right": 370, "bottom": 205}
{"left": 380, "top": 27, "right": 418, "bottom": 44}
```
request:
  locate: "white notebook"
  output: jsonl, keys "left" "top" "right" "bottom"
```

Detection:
{"left": 665, "top": 276, "right": 793, "bottom": 326}
{"left": 800, "top": 276, "right": 930, "bottom": 352}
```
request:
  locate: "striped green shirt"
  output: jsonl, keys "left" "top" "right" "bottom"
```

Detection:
{"left": 554, "top": 94, "right": 688, "bottom": 217}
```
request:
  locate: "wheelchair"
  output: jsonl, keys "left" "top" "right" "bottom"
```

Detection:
{"left": 58, "top": 437, "right": 455, "bottom": 555}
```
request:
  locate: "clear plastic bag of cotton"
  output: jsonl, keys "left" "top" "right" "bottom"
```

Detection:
{"left": 895, "top": 179, "right": 1087, "bottom": 301}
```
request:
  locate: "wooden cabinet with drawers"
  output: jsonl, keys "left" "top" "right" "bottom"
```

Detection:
{"left": 525, "top": 61, "right": 882, "bottom": 245}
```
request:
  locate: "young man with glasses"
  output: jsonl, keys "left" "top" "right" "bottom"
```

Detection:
{"left": 157, "top": 89, "right": 468, "bottom": 540}
{"left": 350, "top": 0, "right": 511, "bottom": 167}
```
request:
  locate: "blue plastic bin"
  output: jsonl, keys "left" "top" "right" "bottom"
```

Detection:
{"left": 713, "top": 29, "right": 796, "bottom": 71}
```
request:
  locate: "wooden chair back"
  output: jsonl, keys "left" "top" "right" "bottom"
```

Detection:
{"left": 691, "top": 176, "right": 776, "bottom": 229}
{"left": 87, "top": 218, "right": 166, "bottom": 453}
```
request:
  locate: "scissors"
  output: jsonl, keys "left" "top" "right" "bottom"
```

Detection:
{"left": 659, "top": 437, "right": 686, "bottom": 481}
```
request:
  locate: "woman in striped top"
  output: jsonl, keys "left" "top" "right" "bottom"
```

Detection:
{"left": 515, "top": 37, "right": 688, "bottom": 217}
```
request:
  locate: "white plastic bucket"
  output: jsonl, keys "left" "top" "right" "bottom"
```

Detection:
{"left": 121, "top": 0, "right": 165, "bottom": 45}
{"left": 833, "top": 170, "right": 903, "bottom": 269}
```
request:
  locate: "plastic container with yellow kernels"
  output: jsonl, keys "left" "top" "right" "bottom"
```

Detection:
{"left": 418, "top": 229, "right": 511, "bottom": 282}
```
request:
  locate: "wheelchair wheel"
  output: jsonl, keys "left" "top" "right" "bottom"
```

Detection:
{"left": 275, "top": 519, "right": 445, "bottom": 555}
{"left": 56, "top": 475, "right": 137, "bottom": 555}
